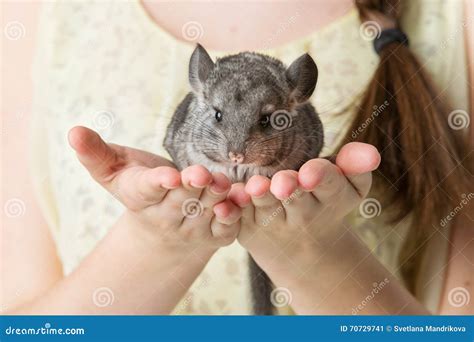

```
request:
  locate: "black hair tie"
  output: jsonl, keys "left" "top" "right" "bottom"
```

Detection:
{"left": 373, "top": 28, "right": 409, "bottom": 55}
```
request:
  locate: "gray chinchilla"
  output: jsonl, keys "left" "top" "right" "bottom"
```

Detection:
{"left": 164, "top": 44, "right": 324, "bottom": 315}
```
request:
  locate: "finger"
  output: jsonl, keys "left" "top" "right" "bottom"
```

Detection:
{"left": 228, "top": 183, "right": 254, "bottom": 223}
{"left": 117, "top": 145, "right": 175, "bottom": 169}
{"left": 180, "top": 173, "right": 232, "bottom": 234}
{"left": 269, "top": 170, "right": 318, "bottom": 223}
{"left": 335, "top": 142, "right": 380, "bottom": 198}
{"left": 245, "top": 175, "right": 282, "bottom": 225}
{"left": 111, "top": 166, "right": 181, "bottom": 210}
{"left": 180, "top": 165, "right": 213, "bottom": 196}
{"left": 199, "top": 172, "right": 232, "bottom": 209}
{"left": 210, "top": 220, "right": 240, "bottom": 246}
{"left": 269, "top": 170, "right": 299, "bottom": 200}
{"left": 245, "top": 176, "right": 278, "bottom": 208}
{"left": 68, "top": 126, "right": 123, "bottom": 182}
{"left": 213, "top": 200, "right": 242, "bottom": 225}
{"left": 166, "top": 165, "right": 213, "bottom": 212}
{"left": 135, "top": 167, "right": 181, "bottom": 205}
{"left": 228, "top": 183, "right": 251, "bottom": 207}
{"left": 276, "top": 187, "right": 318, "bottom": 222}
{"left": 211, "top": 201, "right": 241, "bottom": 245}
{"left": 298, "top": 159, "right": 350, "bottom": 203}
{"left": 180, "top": 188, "right": 240, "bottom": 243}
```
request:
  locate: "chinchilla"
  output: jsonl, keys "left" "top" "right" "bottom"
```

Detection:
{"left": 164, "top": 44, "right": 323, "bottom": 315}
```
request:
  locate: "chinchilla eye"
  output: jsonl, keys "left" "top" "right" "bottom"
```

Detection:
{"left": 259, "top": 114, "right": 270, "bottom": 128}
{"left": 215, "top": 111, "right": 222, "bottom": 122}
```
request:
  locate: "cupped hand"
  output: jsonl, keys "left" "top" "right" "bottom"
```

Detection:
{"left": 228, "top": 142, "right": 381, "bottom": 269}
{"left": 68, "top": 126, "right": 241, "bottom": 251}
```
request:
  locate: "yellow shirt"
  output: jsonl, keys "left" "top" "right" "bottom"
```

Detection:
{"left": 30, "top": 0, "right": 469, "bottom": 314}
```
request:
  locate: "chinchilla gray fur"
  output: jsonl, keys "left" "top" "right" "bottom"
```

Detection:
{"left": 164, "top": 44, "right": 324, "bottom": 183}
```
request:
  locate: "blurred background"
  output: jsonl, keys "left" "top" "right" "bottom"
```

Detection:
{"left": 2, "top": 1, "right": 43, "bottom": 228}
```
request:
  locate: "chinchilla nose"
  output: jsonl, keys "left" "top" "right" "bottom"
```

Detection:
{"left": 228, "top": 151, "right": 245, "bottom": 164}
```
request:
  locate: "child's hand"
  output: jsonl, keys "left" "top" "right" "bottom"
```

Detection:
{"left": 68, "top": 126, "right": 241, "bottom": 254}
{"left": 229, "top": 142, "right": 380, "bottom": 272}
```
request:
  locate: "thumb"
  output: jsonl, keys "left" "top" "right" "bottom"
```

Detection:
{"left": 335, "top": 142, "right": 381, "bottom": 198}
{"left": 68, "top": 126, "right": 122, "bottom": 183}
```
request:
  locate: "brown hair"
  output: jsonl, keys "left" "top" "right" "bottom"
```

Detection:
{"left": 345, "top": 0, "right": 473, "bottom": 294}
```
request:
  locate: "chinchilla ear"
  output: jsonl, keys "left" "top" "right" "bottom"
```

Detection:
{"left": 189, "top": 44, "right": 214, "bottom": 94}
{"left": 285, "top": 53, "right": 318, "bottom": 103}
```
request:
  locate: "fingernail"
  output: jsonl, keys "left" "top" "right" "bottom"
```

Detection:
{"left": 162, "top": 183, "right": 179, "bottom": 190}
{"left": 217, "top": 213, "right": 228, "bottom": 220}
{"left": 251, "top": 192, "right": 266, "bottom": 199}
{"left": 189, "top": 181, "right": 206, "bottom": 189}
{"left": 210, "top": 183, "right": 227, "bottom": 195}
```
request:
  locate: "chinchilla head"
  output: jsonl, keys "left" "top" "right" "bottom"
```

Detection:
{"left": 185, "top": 44, "right": 322, "bottom": 177}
